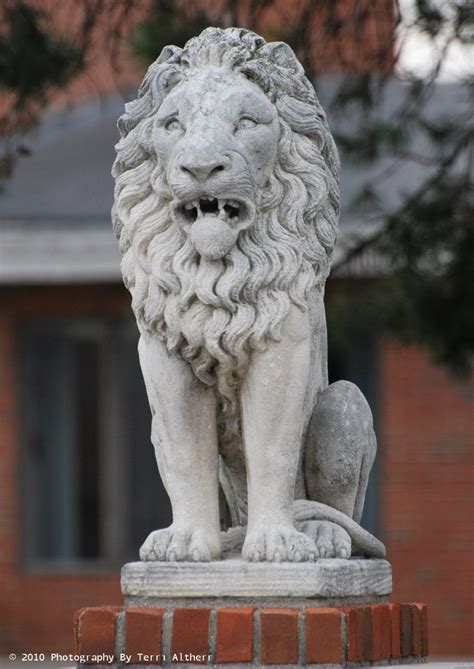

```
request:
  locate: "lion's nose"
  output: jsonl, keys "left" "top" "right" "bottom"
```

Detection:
{"left": 179, "top": 157, "right": 229, "bottom": 182}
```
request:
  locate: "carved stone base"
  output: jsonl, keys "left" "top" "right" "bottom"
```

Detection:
{"left": 73, "top": 559, "right": 429, "bottom": 666}
{"left": 121, "top": 557, "right": 392, "bottom": 605}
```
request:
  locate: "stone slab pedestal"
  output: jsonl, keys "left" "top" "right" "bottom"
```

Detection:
{"left": 121, "top": 557, "right": 392, "bottom": 604}
{"left": 74, "top": 558, "right": 429, "bottom": 667}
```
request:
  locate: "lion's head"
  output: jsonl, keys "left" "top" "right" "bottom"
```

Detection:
{"left": 112, "top": 28, "right": 340, "bottom": 425}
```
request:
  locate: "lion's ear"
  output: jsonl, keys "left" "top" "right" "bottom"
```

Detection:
{"left": 157, "top": 45, "right": 182, "bottom": 65}
{"left": 259, "top": 42, "right": 304, "bottom": 77}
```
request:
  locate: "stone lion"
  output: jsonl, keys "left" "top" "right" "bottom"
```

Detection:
{"left": 112, "top": 27, "right": 385, "bottom": 562}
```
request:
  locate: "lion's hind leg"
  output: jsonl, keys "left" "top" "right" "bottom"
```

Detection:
{"left": 302, "top": 380, "right": 377, "bottom": 557}
{"left": 297, "top": 519, "right": 351, "bottom": 558}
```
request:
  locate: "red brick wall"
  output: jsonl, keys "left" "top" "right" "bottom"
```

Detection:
{"left": 0, "top": 288, "right": 126, "bottom": 653}
{"left": 259, "top": 0, "right": 395, "bottom": 73}
{"left": 379, "top": 341, "right": 474, "bottom": 657}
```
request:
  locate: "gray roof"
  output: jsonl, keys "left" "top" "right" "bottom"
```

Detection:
{"left": 0, "top": 95, "right": 122, "bottom": 220}
{"left": 0, "top": 95, "right": 122, "bottom": 283}
{"left": 0, "top": 79, "right": 469, "bottom": 284}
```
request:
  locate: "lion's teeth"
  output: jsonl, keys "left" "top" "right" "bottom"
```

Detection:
{"left": 228, "top": 200, "right": 239, "bottom": 208}
{"left": 218, "top": 199, "right": 225, "bottom": 210}
{"left": 184, "top": 203, "right": 194, "bottom": 210}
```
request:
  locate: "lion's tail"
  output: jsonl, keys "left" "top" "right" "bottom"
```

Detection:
{"left": 292, "top": 499, "right": 386, "bottom": 558}
{"left": 221, "top": 499, "right": 386, "bottom": 559}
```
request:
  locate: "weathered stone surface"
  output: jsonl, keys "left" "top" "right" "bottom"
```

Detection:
{"left": 112, "top": 26, "right": 385, "bottom": 563}
{"left": 121, "top": 558, "right": 392, "bottom": 600}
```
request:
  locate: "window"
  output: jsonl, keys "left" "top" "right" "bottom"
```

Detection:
{"left": 20, "top": 318, "right": 171, "bottom": 569}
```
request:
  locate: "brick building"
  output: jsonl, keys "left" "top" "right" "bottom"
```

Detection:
{"left": 0, "top": 4, "right": 472, "bottom": 659}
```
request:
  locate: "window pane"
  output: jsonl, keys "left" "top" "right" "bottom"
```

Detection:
{"left": 77, "top": 339, "right": 99, "bottom": 558}
{"left": 119, "top": 327, "right": 172, "bottom": 561}
{"left": 21, "top": 323, "right": 100, "bottom": 562}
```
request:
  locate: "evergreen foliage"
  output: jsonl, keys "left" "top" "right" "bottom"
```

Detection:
{"left": 128, "top": 0, "right": 217, "bottom": 66}
{"left": 0, "top": 2, "right": 80, "bottom": 101}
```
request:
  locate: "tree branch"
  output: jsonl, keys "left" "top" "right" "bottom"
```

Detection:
{"left": 332, "top": 128, "right": 474, "bottom": 272}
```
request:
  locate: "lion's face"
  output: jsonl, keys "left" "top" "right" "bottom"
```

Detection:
{"left": 153, "top": 70, "right": 280, "bottom": 260}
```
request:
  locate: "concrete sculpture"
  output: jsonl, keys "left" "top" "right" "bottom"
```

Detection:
{"left": 112, "top": 27, "right": 385, "bottom": 563}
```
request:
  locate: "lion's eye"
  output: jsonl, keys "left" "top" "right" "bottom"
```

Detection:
{"left": 165, "top": 118, "right": 181, "bottom": 132}
{"left": 237, "top": 117, "right": 257, "bottom": 130}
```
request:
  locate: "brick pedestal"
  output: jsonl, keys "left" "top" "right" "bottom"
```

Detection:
{"left": 74, "top": 558, "right": 428, "bottom": 666}
{"left": 74, "top": 602, "right": 428, "bottom": 666}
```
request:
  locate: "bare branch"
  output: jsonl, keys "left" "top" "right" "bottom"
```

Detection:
{"left": 332, "top": 128, "right": 474, "bottom": 272}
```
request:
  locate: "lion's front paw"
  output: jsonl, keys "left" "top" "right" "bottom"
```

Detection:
{"left": 298, "top": 520, "right": 351, "bottom": 558}
{"left": 242, "top": 524, "right": 317, "bottom": 562}
{"left": 139, "top": 525, "right": 221, "bottom": 562}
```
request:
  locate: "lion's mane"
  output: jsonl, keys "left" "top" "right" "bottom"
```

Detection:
{"left": 112, "top": 28, "right": 340, "bottom": 441}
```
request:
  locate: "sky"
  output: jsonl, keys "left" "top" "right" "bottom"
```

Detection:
{"left": 397, "top": 0, "right": 474, "bottom": 80}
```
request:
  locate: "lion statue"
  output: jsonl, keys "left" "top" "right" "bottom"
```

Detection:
{"left": 112, "top": 27, "right": 385, "bottom": 562}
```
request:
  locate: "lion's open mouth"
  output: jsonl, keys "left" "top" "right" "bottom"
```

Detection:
{"left": 173, "top": 196, "right": 251, "bottom": 231}
{"left": 171, "top": 195, "right": 255, "bottom": 259}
